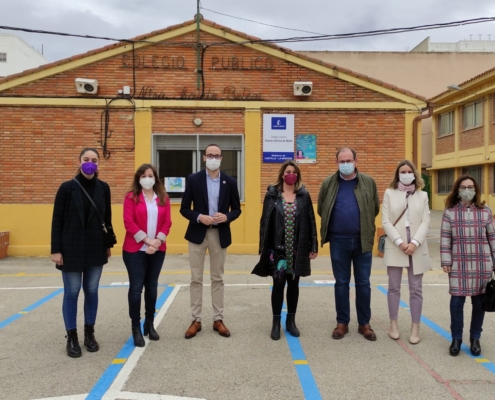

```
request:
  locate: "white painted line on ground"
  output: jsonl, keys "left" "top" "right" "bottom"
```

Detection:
{"left": 0, "top": 287, "right": 63, "bottom": 290}
{"left": 114, "top": 391, "right": 205, "bottom": 400}
{"left": 103, "top": 286, "right": 181, "bottom": 400}
{"left": 34, "top": 394, "right": 86, "bottom": 400}
{"left": 110, "top": 282, "right": 130, "bottom": 286}
{"left": 314, "top": 280, "right": 336, "bottom": 284}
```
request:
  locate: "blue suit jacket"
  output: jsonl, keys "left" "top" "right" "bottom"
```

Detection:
{"left": 180, "top": 169, "right": 241, "bottom": 248}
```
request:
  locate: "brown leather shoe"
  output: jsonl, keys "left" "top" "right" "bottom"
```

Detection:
{"left": 213, "top": 320, "right": 231, "bottom": 337}
{"left": 358, "top": 324, "right": 377, "bottom": 341}
{"left": 332, "top": 323, "right": 349, "bottom": 340}
{"left": 184, "top": 321, "right": 202, "bottom": 339}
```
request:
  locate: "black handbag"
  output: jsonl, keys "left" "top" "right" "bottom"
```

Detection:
{"left": 379, "top": 205, "right": 408, "bottom": 253}
{"left": 72, "top": 178, "right": 117, "bottom": 248}
{"left": 483, "top": 272, "right": 495, "bottom": 312}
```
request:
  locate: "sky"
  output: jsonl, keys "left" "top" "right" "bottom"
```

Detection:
{"left": 1, "top": 0, "right": 495, "bottom": 62}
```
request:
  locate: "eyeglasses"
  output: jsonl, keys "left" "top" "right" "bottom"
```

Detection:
{"left": 459, "top": 186, "right": 475, "bottom": 190}
{"left": 205, "top": 154, "right": 222, "bottom": 160}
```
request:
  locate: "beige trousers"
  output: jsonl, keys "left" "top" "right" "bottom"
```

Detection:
{"left": 188, "top": 229, "right": 227, "bottom": 322}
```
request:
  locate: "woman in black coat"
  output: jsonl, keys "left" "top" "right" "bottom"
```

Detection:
{"left": 51, "top": 148, "right": 114, "bottom": 358}
{"left": 252, "top": 159, "right": 318, "bottom": 340}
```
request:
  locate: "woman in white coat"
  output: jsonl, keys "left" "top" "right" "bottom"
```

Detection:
{"left": 382, "top": 160, "right": 430, "bottom": 344}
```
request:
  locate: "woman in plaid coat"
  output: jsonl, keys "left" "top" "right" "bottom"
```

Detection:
{"left": 440, "top": 174, "right": 495, "bottom": 357}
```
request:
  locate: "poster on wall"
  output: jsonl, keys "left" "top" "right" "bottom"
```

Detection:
{"left": 262, "top": 114, "right": 294, "bottom": 163}
{"left": 295, "top": 134, "right": 317, "bottom": 163}
{"left": 164, "top": 177, "right": 186, "bottom": 192}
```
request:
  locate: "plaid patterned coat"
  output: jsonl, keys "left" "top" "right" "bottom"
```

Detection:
{"left": 440, "top": 203, "right": 495, "bottom": 296}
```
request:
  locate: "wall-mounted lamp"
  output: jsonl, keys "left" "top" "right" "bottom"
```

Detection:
{"left": 447, "top": 84, "right": 478, "bottom": 96}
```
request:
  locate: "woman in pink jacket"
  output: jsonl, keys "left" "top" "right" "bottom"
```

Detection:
{"left": 123, "top": 164, "right": 172, "bottom": 347}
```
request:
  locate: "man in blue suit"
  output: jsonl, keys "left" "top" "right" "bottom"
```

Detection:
{"left": 180, "top": 144, "right": 242, "bottom": 339}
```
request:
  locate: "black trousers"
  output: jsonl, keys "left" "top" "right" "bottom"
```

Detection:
{"left": 272, "top": 275, "right": 300, "bottom": 315}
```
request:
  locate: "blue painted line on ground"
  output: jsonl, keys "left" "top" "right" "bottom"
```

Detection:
{"left": 0, "top": 288, "right": 63, "bottom": 330}
{"left": 270, "top": 282, "right": 321, "bottom": 400}
{"left": 85, "top": 285, "right": 174, "bottom": 400}
{"left": 375, "top": 285, "right": 495, "bottom": 376}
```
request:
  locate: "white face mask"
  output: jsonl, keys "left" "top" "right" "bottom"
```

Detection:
{"left": 399, "top": 173, "right": 415, "bottom": 185}
{"left": 206, "top": 158, "right": 221, "bottom": 171}
{"left": 140, "top": 177, "right": 155, "bottom": 190}
{"left": 459, "top": 188, "right": 475, "bottom": 202}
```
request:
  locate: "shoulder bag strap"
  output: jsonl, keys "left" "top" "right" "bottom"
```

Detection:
{"left": 72, "top": 178, "right": 107, "bottom": 232}
{"left": 392, "top": 205, "right": 408, "bottom": 227}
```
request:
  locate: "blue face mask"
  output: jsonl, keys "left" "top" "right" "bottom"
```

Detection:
{"left": 339, "top": 162, "right": 355, "bottom": 176}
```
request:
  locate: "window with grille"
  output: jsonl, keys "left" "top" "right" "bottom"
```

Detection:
{"left": 0, "top": 53, "right": 6, "bottom": 62}
{"left": 438, "top": 111, "right": 454, "bottom": 136}
{"left": 153, "top": 134, "right": 244, "bottom": 200}
{"left": 438, "top": 169, "right": 454, "bottom": 194}
{"left": 463, "top": 101, "right": 483, "bottom": 130}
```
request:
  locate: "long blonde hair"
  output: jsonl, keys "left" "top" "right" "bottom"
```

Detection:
{"left": 389, "top": 160, "right": 424, "bottom": 189}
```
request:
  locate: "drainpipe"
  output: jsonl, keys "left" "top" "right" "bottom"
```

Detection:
{"left": 412, "top": 102, "right": 434, "bottom": 167}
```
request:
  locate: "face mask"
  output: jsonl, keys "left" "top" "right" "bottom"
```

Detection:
{"left": 339, "top": 162, "right": 354, "bottom": 176}
{"left": 140, "top": 177, "right": 155, "bottom": 190}
{"left": 206, "top": 159, "right": 221, "bottom": 171}
{"left": 283, "top": 174, "right": 298, "bottom": 185}
{"left": 459, "top": 188, "right": 475, "bottom": 202}
{"left": 399, "top": 173, "right": 415, "bottom": 185}
{"left": 81, "top": 162, "right": 98, "bottom": 175}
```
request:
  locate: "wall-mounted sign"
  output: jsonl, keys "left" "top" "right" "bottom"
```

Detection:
{"left": 121, "top": 54, "right": 186, "bottom": 69}
{"left": 295, "top": 134, "right": 317, "bottom": 164}
{"left": 210, "top": 56, "right": 274, "bottom": 71}
{"left": 262, "top": 114, "right": 294, "bottom": 163}
{"left": 136, "top": 86, "right": 263, "bottom": 101}
{"left": 164, "top": 177, "right": 186, "bottom": 192}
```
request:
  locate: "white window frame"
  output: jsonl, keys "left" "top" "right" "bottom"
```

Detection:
{"left": 0, "top": 53, "right": 6, "bottom": 62}
{"left": 152, "top": 134, "right": 245, "bottom": 201}
{"left": 438, "top": 111, "right": 454, "bottom": 137}
{"left": 463, "top": 100, "right": 483, "bottom": 130}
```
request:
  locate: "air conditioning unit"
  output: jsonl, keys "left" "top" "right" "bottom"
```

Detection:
{"left": 293, "top": 81, "right": 313, "bottom": 96}
{"left": 75, "top": 78, "right": 99, "bottom": 94}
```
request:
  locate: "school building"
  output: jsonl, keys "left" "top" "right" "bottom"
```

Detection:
{"left": 0, "top": 18, "right": 426, "bottom": 256}
{"left": 430, "top": 67, "right": 495, "bottom": 210}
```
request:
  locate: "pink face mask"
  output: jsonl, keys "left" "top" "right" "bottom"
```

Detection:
{"left": 283, "top": 174, "right": 298, "bottom": 185}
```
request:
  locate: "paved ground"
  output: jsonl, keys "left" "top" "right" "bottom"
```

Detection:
{"left": 1, "top": 211, "right": 495, "bottom": 400}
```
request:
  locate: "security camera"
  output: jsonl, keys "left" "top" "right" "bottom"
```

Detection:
{"left": 293, "top": 81, "right": 313, "bottom": 96}
{"left": 75, "top": 78, "right": 99, "bottom": 94}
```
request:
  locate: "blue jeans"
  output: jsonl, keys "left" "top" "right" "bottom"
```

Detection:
{"left": 123, "top": 250, "right": 165, "bottom": 328}
{"left": 450, "top": 295, "right": 485, "bottom": 339}
{"left": 329, "top": 237, "right": 372, "bottom": 325}
{"left": 62, "top": 265, "right": 103, "bottom": 330}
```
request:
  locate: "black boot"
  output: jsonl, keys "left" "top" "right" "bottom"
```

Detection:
{"left": 449, "top": 339, "right": 462, "bottom": 356}
{"left": 84, "top": 324, "right": 99, "bottom": 352}
{"left": 470, "top": 338, "right": 481, "bottom": 356}
{"left": 144, "top": 319, "right": 160, "bottom": 341}
{"left": 66, "top": 329, "right": 82, "bottom": 358}
{"left": 271, "top": 316, "right": 281, "bottom": 340}
{"left": 132, "top": 327, "right": 145, "bottom": 347}
{"left": 286, "top": 313, "right": 300, "bottom": 337}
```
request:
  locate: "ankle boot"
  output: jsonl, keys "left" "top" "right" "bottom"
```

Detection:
{"left": 66, "top": 329, "right": 82, "bottom": 358}
{"left": 409, "top": 323, "right": 420, "bottom": 344}
{"left": 84, "top": 324, "right": 100, "bottom": 352}
{"left": 286, "top": 313, "right": 300, "bottom": 337}
{"left": 271, "top": 316, "right": 281, "bottom": 340}
{"left": 449, "top": 339, "right": 462, "bottom": 356}
{"left": 143, "top": 319, "right": 160, "bottom": 341}
{"left": 132, "top": 327, "right": 145, "bottom": 347}
{"left": 389, "top": 320, "right": 400, "bottom": 340}
{"left": 470, "top": 338, "right": 481, "bottom": 356}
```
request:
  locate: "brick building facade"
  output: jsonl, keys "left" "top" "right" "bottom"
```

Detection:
{"left": 430, "top": 68, "right": 495, "bottom": 210}
{"left": 0, "top": 20, "right": 425, "bottom": 256}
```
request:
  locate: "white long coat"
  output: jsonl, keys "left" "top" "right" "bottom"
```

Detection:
{"left": 381, "top": 188, "right": 431, "bottom": 275}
